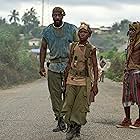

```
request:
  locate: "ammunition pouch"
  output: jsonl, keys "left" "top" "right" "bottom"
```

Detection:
{"left": 69, "top": 68, "right": 88, "bottom": 77}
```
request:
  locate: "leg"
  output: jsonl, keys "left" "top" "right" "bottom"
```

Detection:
{"left": 116, "top": 72, "right": 132, "bottom": 128}
{"left": 99, "top": 72, "right": 102, "bottom": 82}
{"left": 124, "top": 106, "right": 130, "bottom": 119}
{"left": 100, "top": 71, "right": 104, "bottom": 82}
{"left": 129, "top": 71, "right": 140, "bottom": 129}
{"left": 129, "top": 106, "right": 140, "bottom": 129}
{"left": 62, "top": 85, "right": 78, "bottom": 140}
{"left": 64, "top": 86, "right": 88, "bottom": 140}
{"left": 48, "top": 70, "right": 66, "bottom": 132}
{"left": 66, "top": 123, "right": 81, "bottom": 140}
{"left": 70, "top": 86, "right": 89, "bottom": 125}
{"left": 102, "top": 71, "right": 105, "bottom": 82}
{"left": 139, "top": 108, "right": 140, "bottom": 119}
{"left": 73, "top": 124, "right": 81, "bottom": 140}
{"left": 62, "top": 85, "right": 77, "bottom": 125}
{"left": 48, "top": 70, "right": 63, "bottom": 119}
{"left": 116, "top": 106, "right": 132, "bottom": 128}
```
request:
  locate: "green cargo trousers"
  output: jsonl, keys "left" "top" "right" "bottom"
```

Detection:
{"left": 48, "top": 70, "right": 64, "bottom": 119}
{"left": 62, "top": 85, "right": 90, "bottom": 125}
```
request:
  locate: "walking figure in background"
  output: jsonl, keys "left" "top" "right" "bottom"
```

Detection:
{"left": 39, "top": 7, "right": 77, "bottom": 132}
{"left": 99, "top": 56, "right": 106, "bottom": 82}
{"left": 62, "top": 22, "right": 98, "bottom": 140}
{"left": 116, "top": 21, "right": 140, "bottom": 129}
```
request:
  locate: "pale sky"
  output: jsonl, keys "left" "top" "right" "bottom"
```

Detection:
{"left": 0, "top": 0, "right": 139, "bottom": 27}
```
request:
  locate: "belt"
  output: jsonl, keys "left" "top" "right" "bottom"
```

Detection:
{"left": 69, "top": 68, "right": 88, "bottom": 77}
{"left": 50, "top": 58, "right": 68, "bottom": 63}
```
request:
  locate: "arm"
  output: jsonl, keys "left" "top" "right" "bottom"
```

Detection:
{"left": 72, "top": 25, "right": 79, "bottom": 42}
{"left": 91, "top": 48, "right": 98, "bottom": 94}
{"left": 92, "top": 48, "right": 98, "bottom": 83}
{"left": 64, "top": 44, "right": 73, "bottom": 82}
{"left": 39, "top": 38, "right": 47, "bottom": 77}
{"left": 63, "top": 55, "right": 71, "bottom": 94}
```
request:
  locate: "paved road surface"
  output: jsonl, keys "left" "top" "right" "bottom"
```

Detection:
{"left": 0, "top": 78, "right": 140, "bottom": 140}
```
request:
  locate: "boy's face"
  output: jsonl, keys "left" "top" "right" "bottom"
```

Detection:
{"left": 78, "top": 28, "right": 90, "bottom": 41}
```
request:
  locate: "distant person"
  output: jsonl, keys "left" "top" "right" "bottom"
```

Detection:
{"left": 99, "top": 56, "right": 106, "bottom": 82}
{"left": 62, "top": 22, "right": 98, "bottom": 140}
{"left": 39, "top": 7, "right": 78, "bottom": 132}
{"left": 32, "top": 43, "right": 36, "bottom": 48}
{"left": 116, "top": 21, "right": 140, "bottom": 129}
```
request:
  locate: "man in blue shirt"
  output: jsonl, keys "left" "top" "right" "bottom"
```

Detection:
{"left": 39, "top": 7, "right": 77, "bottom": 132}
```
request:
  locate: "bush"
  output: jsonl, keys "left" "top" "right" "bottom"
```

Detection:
{"left": 106, "top": 52, "right": 126, "bottom": 82}
{"left": 0, "top": 24, "right": 40, "bottom": 88}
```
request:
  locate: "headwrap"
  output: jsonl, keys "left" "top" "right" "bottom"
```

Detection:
{"left": 79, "top": 22, "right": 92, "bottom": 35}
{"left": 129, "top": 21, "right": 140, "bottom": 35}
{"left": 52, "top": 7, "right": 66, "bottom": 16}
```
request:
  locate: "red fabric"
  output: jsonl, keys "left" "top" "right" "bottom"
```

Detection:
{"left": 122, "top": 70, "right": 140, "bottom": 106}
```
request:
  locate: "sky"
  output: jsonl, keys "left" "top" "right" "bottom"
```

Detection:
{"left": 0, "top": 0, "right": 139, "bottom": 27}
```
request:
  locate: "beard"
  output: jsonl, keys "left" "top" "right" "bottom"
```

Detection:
{"left": 54, "top": 20, "right": 62, "bottom": 27}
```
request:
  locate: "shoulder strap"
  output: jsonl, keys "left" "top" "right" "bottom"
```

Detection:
{"left": 85, "top": 43, "right": 95, "bottom": 59}
{"left": 85, "top": 43, "right": 95, "bottom": 76}
{"left": 70, "top": 42, "right": 78, "bottom": 60}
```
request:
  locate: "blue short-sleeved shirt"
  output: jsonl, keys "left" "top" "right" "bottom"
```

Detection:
{"left": 42, "top": 22, "right": 77, "bottom": 73}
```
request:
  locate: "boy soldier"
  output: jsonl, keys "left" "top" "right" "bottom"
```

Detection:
{"left": 62, "top": 22, "right": 98, "bottom": 140}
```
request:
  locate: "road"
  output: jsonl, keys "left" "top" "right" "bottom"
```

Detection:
{"left": 0, "top": 78, "right": 140, "bottom": 140}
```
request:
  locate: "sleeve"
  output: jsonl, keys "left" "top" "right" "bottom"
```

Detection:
{"left": 72, "top": 25, "right": 79, "bottom": 42}
{"left": 41, "top": 25, "right": 51, "bottom": 43}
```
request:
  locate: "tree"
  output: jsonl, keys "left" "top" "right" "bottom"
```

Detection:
{"left": 21, "top": 7, "right": 40, "bottom": 34}
{"left": 31, "top": 27, "right": 42, "bottom": 38}
{"left": 0, "top": 24, "right": 39, "bottom": 88}
{"left": 119, "top": 19, "right": 130, "bottom": 34}
{"left": 0, "top": 17, "right": 6, "bottom": 25}
{"left": 8, "top": 9, "right": 20, "bottom": 24}
{"left": 111, "top": 22, "right": 120, "bottom": 33}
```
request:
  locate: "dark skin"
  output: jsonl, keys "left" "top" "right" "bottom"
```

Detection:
{"left": 65, "top": 28, "right": 98, "bottom": 94}
{"left": 90, "top": 48, "right": 98, "bottom": 95}
{"left": 39, "top": 12, "right": 64, "bottom": 77}
{"left": 52, "top": 12, "right": 63, "bottom": 27}
{"left": 128, "top": 28, "right": 136, "bottom": 39}
{"left": 124, "top": 107, "right": 140, "bottom": 120}
{"left": 78, "top": 29, "right": 98, "bottom": 94}
{"left": 39, "top": 38, "right": 47, "bottom": 77}
{"left": 124, "top": 28, "right": 140, "bottom": 120}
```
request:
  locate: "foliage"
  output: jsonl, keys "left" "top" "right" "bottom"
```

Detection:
{"left": 91, "top": 19, "right": 130, "bottom": 51}
{"left": 0, "top": 17, "right": 6, "bottom": 25}
{"left": 0, "top": 23, "right": 39, "bottom": 88}
{"left": 21, "top": 7, "right": 40, "bottom": 34}
{"left": 0, "top": 24, "right": 23, "bottom": 41}
{"left": 31, "top": 27, "right": 42, "bottom": 38}
{"left": 8, "top": 9, "right": 20, "bottom": 24}
{"left": 0, "top": 15, "right": 133, "bottom": 87}
{"left": 92, "top": 19, "right": 130, "bottom": 82}
{"left": 111, "top": 22, "right": 120, "bottom": 33}
{"left": 105, "top": 51, "right": 126, "bottom": 82}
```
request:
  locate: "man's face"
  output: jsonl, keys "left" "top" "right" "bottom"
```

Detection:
{"left": 52, "top": 12, "right": 63, "bottom": 27}
{"left": 78, "top": 29, "right": 90, "bottom": 41}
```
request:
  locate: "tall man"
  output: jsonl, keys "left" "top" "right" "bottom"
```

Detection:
{"left": 116, "top": 22, "right": 140, "bottom": 129}
{"left": 39, "top": 7, "right": 77, "bottom": 132}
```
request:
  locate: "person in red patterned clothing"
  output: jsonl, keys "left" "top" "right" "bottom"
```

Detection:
{"left": 116, "top": 21, "right": 140, "bottom": 129}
